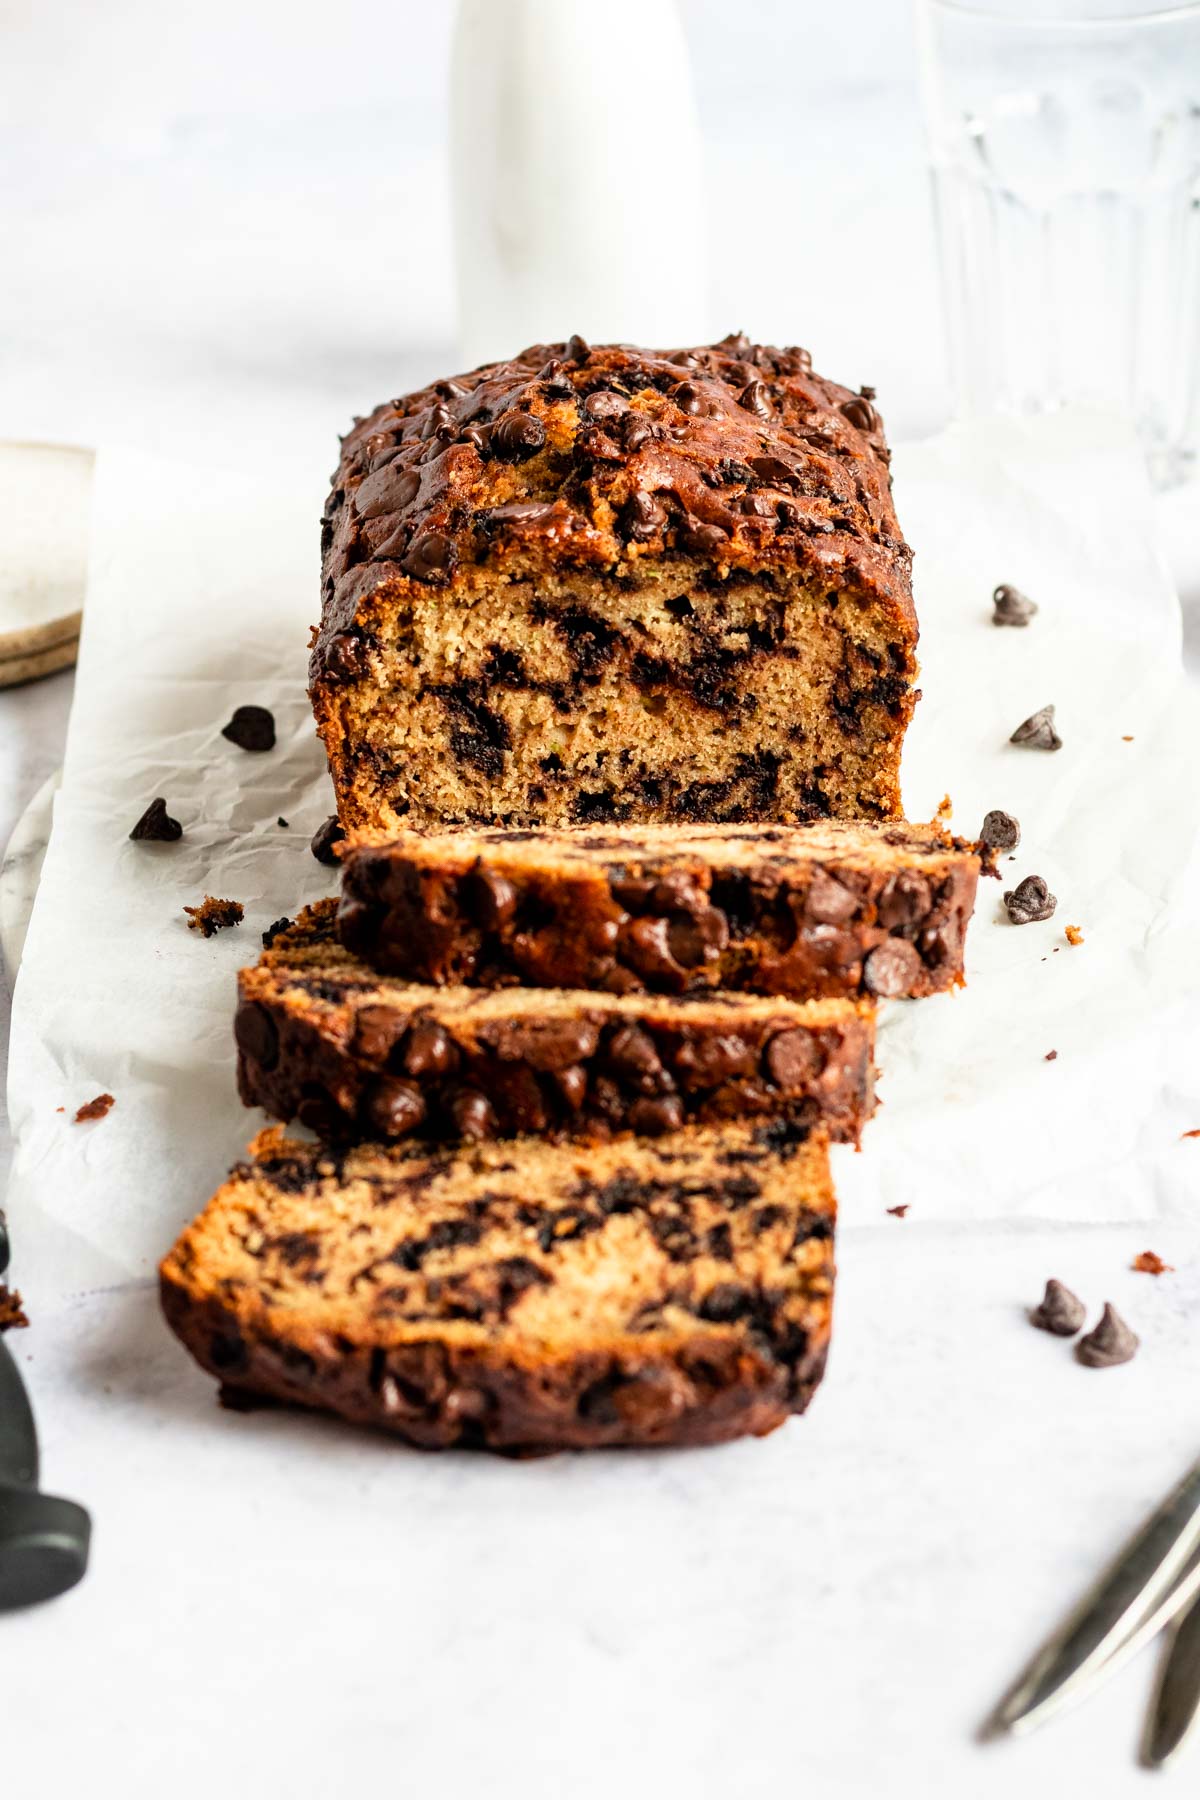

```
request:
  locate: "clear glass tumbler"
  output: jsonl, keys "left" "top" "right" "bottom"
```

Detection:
{"left": 918, "top": 0, "right": 1200, "bottom": 487}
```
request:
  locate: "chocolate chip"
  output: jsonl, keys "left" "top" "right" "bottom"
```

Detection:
{"left": 325, "top": 633, "right": 368, "bottom": 682}
{"left": 749, "top": 455, "right": 801, "bottom": 489}
{"left": 311, "top": 815, "right": 345, "bottom": 865}
{"left": 482, "top": 501, "right": 558, "bottom": 528}
{"left": 1003, "top": 875, "right": 1057, "bottom": 924}
{"left": 129, "top": 797, "right": 182, "bottom": 842}
{"left": 467, "top": 866, "right": 518, "bottom": 930}
{"left": 666, "top": 906, "right": 729, "bottom": 969}
{"left": 673, "top": 1033, "right": 755, "bottom": 1087}
{"left": 621, "top": 413, "right": 655, "bottom": 453}
{"left": 504, "top": 1018, "right": 599, "bottom": 1072}
{"left": 551, "top": 1065, "right": 588, "bottom": 1112}
{"left": 1076, "top": 1303, "right": 1139, "bottom": 1368}
{"left": 421, "top": 404, "right": 453, "bottom": 441}
{"left": 840, "top": 395, "right": 880, "bottom": 433}
{"left": 627, "top": 1094, "right": 685, "bottom": 1135}
{"left": 449, "top": 1088, "right": 498, "bottom": 1142}
{"left": 738, "top": 380, "right": 772, "bottom": 419}
{"left": 354, "top": 463, "right": 421, "bottom": 520}
{"left": 863, "top": 938, "right": 922, "bottom": 997}
{"left": 804, "top": 870, "right": 858, "bottom": 926}
{"left": 402, "top": 530, "right": 457, "bottom": 582}
{"left": 679, "top": 521, "right": 727, "bottom": 554}
{"left": 623, "top": 491, "right": 667, "bottom": 542}
{"left": 397, "top": 1021, "right": 455, "bottom": 1080}
{"left": 1031, "top": 1279, "right": 1085, "bottom": 1336}
{"left": 492, "top": 412, "right": 547, "bottom": 461}
{"left": 876, "top": 870, "right": 932, "bottom": 930}
{"left": 583, "top": 389, "right": 627, "bottom": 423}
{"left": 980, "top": 809, "right": 1020, "bottom": 853}
{"left": 764, "top": 1030, "right": 823, "bottom": 1091}
{"left": 1010, "top": 705, "right": 1061, "bottom": 751}
{"left": 566, "top": 334, "right": 590, "bottom": 362}
{"left": 605, "top": 1024, "right": 663, "bottom": 1082}
{"left": 235, "top": 1001, "right": 279, "bottom": 1071}
{"left": 352, "top": 1005, "right": 407, "bottom": 1065}
{"left": 261, "top": 916, "right": 291, "bottom": 948}
{"left": 296, "top": 1086, "right": 342, "bottom": 1136}
{"left": 221, "top": 705, "right": 276, "bottom": 752}
{"left": 619, "top": 915, "right": 684, "bottom": 987}
{"left": 672, "top": 381, "right": 710, "bottom": 417}
{"left": 366, "top": 1077, "right": 427, "bottom": 1139}
{"left": 993, "top": 583, "right": 1038, "bottom": 627}
{"left": 698, "top": 1282, "right": 753, "bottom": 1323}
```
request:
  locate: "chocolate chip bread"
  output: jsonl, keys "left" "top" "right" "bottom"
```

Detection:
{"left": 160, "top": 1121, "right": 835, "bottom": 1452}
{"left": 338, "top": 819, "right": 979, "bottom": 1000}
{"left": 311, "top": 334, "right": 917, "bottom": 834}
{"left": 237, "top": 903, "right": 875, "bottom": 1145}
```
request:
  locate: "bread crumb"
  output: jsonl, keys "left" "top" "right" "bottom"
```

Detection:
{"left": 75, "top": 1093, "right": 114, "bottom": 1124}
{"left": 1065, "top": 925, "right": 1084, "bottom": 946}
{"left": 1045, "top": 1049, "right": 1058, "bottom": 1061}
{"left": 1132, "top": 1251, "right": 1173, "bottom": 1275}
{"left": 0, "top": 1285, "right": 29, "bottom": 1331}
{"left": 1183, "top": 1128, "right": 1200, "bottom": 1140}
{"left": 1122, "top": 735, "right": 1134, "bottom": 742}
{"left": 886, "top": 1204, "right": 909, "bottom": 1218}
{"left": 184, "top": 896, "right": 244, "bottom": 938}
{"left": 934, "top": 794, "right": 952, "bottom": 824}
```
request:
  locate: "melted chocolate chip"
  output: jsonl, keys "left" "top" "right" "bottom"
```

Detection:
{"left": 993, "top": 584, "right": 1037, "bottom": 627}
{"left": 739, "top": 379, "right": 772, "bottom": 418}
{"left": 355, "top": 463, "right": 421, "bottom": 520}
{"left": 623, "top": 491, "right": 667, "bottom": 542}
{"left": 679, "top": 521, "right": 727, "bottom": 554}
{"left": 980, "top": 809, "right": 1020, "bottom": 853}
{"left": 605, "top": 1024, "right": 663, "bottom": 1082}
{"left": 402, "top": 1021, "right": 459, "bottom": 1080}
{"left": 863, "top": 938, "right": 921, "bottom": 997}
{"left": 1031, "top": 1279, "right": 1086, "bottom": 1336}
{"left": 804, "top": 870, "right": 858, "bottom": 925}
{"left": 839, "top": 395, "right": 880, "bottom": 433}
{"left": 129, "top": 797, "right": 182, "bottom": 842}
{"left": 1010, "top": 705, "right": 1062, "bottom": 752}
{"left": 764, "top": 1030, "right": 823, "bottom": 1091}
{"left": 1003, "top": 875, "right": 1057, "bottom": 924}
{"left": 366, "top": 1076, "right": 427, "bottom": 1139}
{"left": 235, "top": 1001, "right": 279, "bottom": 1071}
{"left": 311, "top": 815, "right": 345, "bottom": 866}
{"left": 467, "top": 867, "right": 518, "bottom": 931}
{"left": 621, "top": 413, "right": 655, "bottom": 453}
{"left": 221, "top": 705, "right": 276, "bottom": 753}
{"left": 325, "top": 632, "right": 368, "bottom": 682}
{"left": 666, "top": 906, "right": 729, "bottom": 969}
{"left": 403, "top": 531, "right": 457, "bottom": 582}
{"left": 627, "top": 1094, "right": 685, "bottom": 1135}
{"left": 450, "top": 1088, "right": 498, "bottom": 1142}
{"left": 492, "top": 412, "right": 547, "bottom": 461}
{"left": 566, "top": 334, "right": 590, "bottom": 362}
{"left": 877, "top": 870, "right": 932, "bottom": 930}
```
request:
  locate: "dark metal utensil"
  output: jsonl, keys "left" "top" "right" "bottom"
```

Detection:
{"left": 0, "top": 1213, "right": 90, "bottom": 1610}
{"left": 1142, "top": 1583, "right": 1200, "bottom": 1770}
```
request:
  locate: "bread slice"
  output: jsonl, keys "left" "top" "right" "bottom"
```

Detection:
{"left": 238, "top": 902, "right": 875, "bottom": 1145}
{"left": 338, "top": 818, "right": 979, "bottom": 999}
{"left": 310, "top": 336, "right": 917, "bottom": 833}
{"left": 160, "top": 1121, "right": 835, "bottom": 1452}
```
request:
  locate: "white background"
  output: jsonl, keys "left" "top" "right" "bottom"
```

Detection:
{"left": 1, "top": 4, "right": 1199, "bottom": 1795}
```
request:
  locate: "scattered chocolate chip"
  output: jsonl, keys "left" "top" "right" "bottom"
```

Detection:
{"left": 449, "top": 1088, "right": 498, "bottom": 1142}
{"left": 129, "top": 797, "right": 182, "bottom": 842}
{"left": 184, "top": 896, "right": 244, "bottom": 937}
{"left": 1132, "top": 1251, "right": 1173, "bottom": 1275}
{"left": 980, "top": 809, "right": 1020, "bottom": 853}
{"left": 262, "top": 917, "right": 291, "bottom": 948}
{"left": 221, "top": 705, "right": 276, "bottom": 753}
{"left": 74, "top": 1092, "right": 114, "bottom": 1124}
{"left": 1065, "top": 924, "right": 1084, "bottom": 946}
{"left": 366, "top": 1076, "right": 427, "bottom": 1139}
{"left": 311, "top": 815, "right": 345, "bottom": 866}
{"left": 1031, "top": 1278, "right": 1086, "bottom": 1336}
{"left": 402, "top": 1021, "right": 458, "bottom": 1080}
{"left": 1076, "top": 1303, "right": 1138, "bottom": 1368}
{"left": 277, "top": 816, "right": 288, "bottom": 828}
{"left": 886, "top": 1205, "right": 909, "bottom": 1219}
{"left": 993, "top": 584, "right": 1037, "bottom": 627}
{"left": 764, "top": 1030, "right": 823, "bottom": 1092}
{"left": 0, "top": 1285, "right": 29, "bottom": 1331}
{"left": 402, "top": 530, "right": 457, "bottom": 582}
{"left": 1003, "top": 875, "right": 1057, "bottom": 925}
{"left": 863, "top": 938, "right": 922, "bottom": 997}
{"left": 1010, "top": 705, "right": 1062, "bottom": 751}
{"left": 627, "top": 1094, "right": 685, "bottom": 1135}
{"left": 492, "top": 412, "right": 547, "bottom": 461}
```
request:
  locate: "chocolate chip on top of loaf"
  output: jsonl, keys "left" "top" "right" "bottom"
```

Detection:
{"left": 337, "top": 819, "right": 978, "bottom": 1000}
{"left": 159, "top": 1121, "right": 836, "bottom": 1451}
{"left": 236, "top": 902, "right": 876, "bottom": 1146}
{"left": 312, "top": 335, "right": 917, "bottom": 834}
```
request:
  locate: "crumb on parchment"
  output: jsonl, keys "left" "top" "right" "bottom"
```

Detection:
{"left": 74, "top": 1093, "right": 114, "bottom": 1124}
{"left": 184, "top": 896, "right": 244, "bottom": 938}
{"left": 1065, "top": 924, "right": 1084, "bottom": 946}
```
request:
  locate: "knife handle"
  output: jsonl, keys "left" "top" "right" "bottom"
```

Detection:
{"left": 0, "top": 1336, "right": 38, "bottom": 1490}
{"left": 1143, "top": 1587, "right": 1200, "bottom": 1769}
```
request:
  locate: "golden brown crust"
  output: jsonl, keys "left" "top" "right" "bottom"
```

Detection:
{"left": 160, "top": 1123, "right": 835, "bottom": 1452}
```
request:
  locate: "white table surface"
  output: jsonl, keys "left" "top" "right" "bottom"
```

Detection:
{"left": 1, "top": 3, "right": 1199, "bottom": 1792}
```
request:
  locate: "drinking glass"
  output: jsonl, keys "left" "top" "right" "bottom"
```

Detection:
{"left": 918, "top": 0, "right": 1200, "bottom": 487}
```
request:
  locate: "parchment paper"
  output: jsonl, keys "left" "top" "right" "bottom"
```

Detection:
{"left": 3, "top": 417, "right": 1199, "bottom": 1799}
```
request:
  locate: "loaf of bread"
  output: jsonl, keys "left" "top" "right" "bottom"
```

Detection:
{"left": 337, "top": 818, "right": 978, "bottom": 999}
{"left": 236, "top": 903, "right": 875, "bottom": 1146}
{"left": 159, "top": 1121, "right": 835, "bottom": 1452}
{"left": 311, "top": 335, "right": 917, "bottom": 833}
